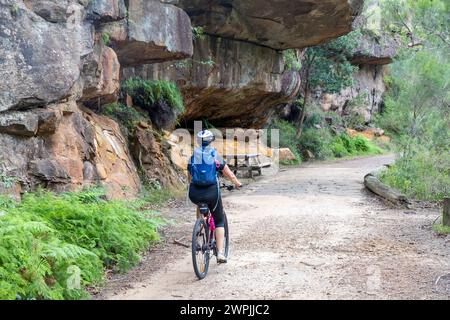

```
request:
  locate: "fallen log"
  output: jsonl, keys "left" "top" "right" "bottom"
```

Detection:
{"left": 364, "top": 166, "right": 409, "bottom": 206}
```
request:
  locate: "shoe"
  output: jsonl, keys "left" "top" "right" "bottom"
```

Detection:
{"left": 217, "top": 252, "right": 227, "bottom": 264}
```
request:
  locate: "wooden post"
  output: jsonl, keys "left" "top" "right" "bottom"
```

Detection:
{"left": 443, "top": 198, "right": 450, "bottom": 227}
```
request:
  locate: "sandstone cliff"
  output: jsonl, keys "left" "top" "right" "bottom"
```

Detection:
{"left": 0, "top": 0, "right": 364, "bottom": 198}
{"left": 308, "top": 1, "right": 396, "bottom": 123}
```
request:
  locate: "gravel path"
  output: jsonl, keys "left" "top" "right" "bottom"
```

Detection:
{"left": 99, "top": 155, "right": 450, "bottom": 300}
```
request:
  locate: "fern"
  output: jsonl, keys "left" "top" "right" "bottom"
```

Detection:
{"left": 122, "top": 78, "right": 184, "bottom": 112}
{"left": 0, "top": 187, "right": 165, "bottom": 300}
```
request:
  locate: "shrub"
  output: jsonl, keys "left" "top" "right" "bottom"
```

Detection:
{"left": 374, "top": 46, "right": 449, "bottom": 201}
{"left": 353, "top": 135, "right": 370, "bottom": 152}
{"left": 283, "top": 49, "right": 302, "bottom": 71}
{"left": 330, "top": 141, "right": 350, "bottom": 158}
{"left": 299, "top": 127, "right": 334, "bottom": 160}
{"left": 330, "top": 134, "right": 382, "bottom": 158}
{"left": 267, "top": 119, "right": 301, "bottom": 164}
{"left": 380, "top": 148, "right": 450, "bottom": 201}
{"left": 0, "top": 188, "right": 165, "bottom": 300}
{"left": 122, "top": 78, "right": 184, "bottom": 113}
{"left": 102, "top": 102, "right": 145, "bottom": 135}
{"left": 270, "top": 110, "right": 385, "bottom": 163}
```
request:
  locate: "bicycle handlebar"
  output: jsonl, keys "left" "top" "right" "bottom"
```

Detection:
{"left": 219, "top": 182, "right": 243, "bottom": 191}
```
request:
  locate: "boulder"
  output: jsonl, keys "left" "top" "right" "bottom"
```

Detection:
{"left": 177, "top": 0, "right": 364, "bottom": 50}
{"left": 302, "top": 149, "right": 315, "bottom": 160}
{"left": 279, "top": 148, "right": 297, "bottom": 162}
{"left": 81, "top": 44, "right": 121, "bottom": 105}
{"left": 113, "top": 0, "right": 193, "bottom": 66}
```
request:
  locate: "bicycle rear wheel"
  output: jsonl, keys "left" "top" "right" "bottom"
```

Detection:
{"left": 192, "top": 218, "right": 210, "bottom": 279}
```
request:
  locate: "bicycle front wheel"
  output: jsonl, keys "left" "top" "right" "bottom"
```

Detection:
{"left": 192, "top": 218, "right": 210, "bottom": 280}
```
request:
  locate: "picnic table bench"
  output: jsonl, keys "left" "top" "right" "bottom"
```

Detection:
{"left": 224, "top": 153, "right": 270, "bottom": 178}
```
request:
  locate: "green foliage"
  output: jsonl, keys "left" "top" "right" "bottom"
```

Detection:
{"left": 192, "top": 26, "right": 205, "bottom": 40}
{"left": 0, "top": 195, "right": 16, "bottom": 211}
{"left": 380, "top": 148, "right": 449, "bottom": 201}
{"left": 266, "top": 120, "right": 301, "bottom": 164}
{"left": 101, "top": 32, "right": 110, "bottom": 46}
{"left": 298, "top": 127, "right": 334, "bottom": 160}
{"left": 0, "top": 188, "right": 165, "bottom": 300}
{"left": 102, "top": 102, "right": 145, "bottom": 135}
{"left": 305, "top": 31, "right": 361, "bottom": 94}
{"left": 433, "top": 223, "right": 450, "bottom": 235}
{"left": 0, "top": 161, "right": 16, "bottom": 189}
{"left": 381, "top": 0, "right": 449, "bottom": 49}
{"left": 122, "top": 78, "right": 184, "bottom": 112}
{"left": 283, "top": 49, "right": 302, "bottom": 71}
{"left": 375, "top": 35, "right": 449, "bottom": 201}
{"left": 273, "top": 103, "right": 385, "bottom": 163}
{"left": 299, "top": 129, "right": 382, "bottom": 160}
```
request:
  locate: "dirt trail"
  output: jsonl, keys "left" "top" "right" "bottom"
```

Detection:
{"left": 101, "top": 155, "right": 449, "bottom": 300}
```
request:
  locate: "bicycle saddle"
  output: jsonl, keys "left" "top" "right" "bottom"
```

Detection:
{"left": 197, "top": 203, "right": 209, "bottom": 216}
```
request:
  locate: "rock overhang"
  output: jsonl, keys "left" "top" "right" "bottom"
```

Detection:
{"left": 112, "top": 0, "right": 194, "bottom": 67}
{"left": 175, "top": 0, "right": 364, "bottom": 50}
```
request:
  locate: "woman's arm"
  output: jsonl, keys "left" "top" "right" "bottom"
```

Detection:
{"left": 222, "top": 164, "right": 242, "bottom": 189}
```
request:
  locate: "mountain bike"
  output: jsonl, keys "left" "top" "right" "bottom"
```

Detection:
{"left": 191, "top": 182, "right": 235, "bottom": 280}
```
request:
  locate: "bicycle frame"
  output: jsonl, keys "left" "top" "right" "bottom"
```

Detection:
{"left": 206, "top": 213, "right": 216, "bottom": 254}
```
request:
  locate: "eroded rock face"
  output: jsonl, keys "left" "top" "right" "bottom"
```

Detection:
{"left": 88, "top": 0, "right": 126, "bottom": 22}
{"left": 113, "top": 0, "right": 193, "bottom": 66}
{"left": 0, "top": 103, "right": 141, "bottom": 198}
{"left": 312, "top": 64, "right": 388, "bottom": 122}
{"left": 0, "top": 1, "right": 90, "bottom": 112}
{"left": 81, "top": 44, "right": 121, "bottom": 105}
{"left": 0, "top": 0, "right": 196, "bottom": 198}
{"left": 124, "top": 35, "right": 301, "bottom": 128}
{"left": 130, "top": 124, "right": 185, "bottom": 188}
{"left": 352, "top": 33, "right": 397, "bottom": 65}
{"left": 177, "top": 0, "right": 364, "bottom": 50}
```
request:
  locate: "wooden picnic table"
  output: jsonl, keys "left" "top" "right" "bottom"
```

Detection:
{"left": 224, "top": 153, "right": 267, "bottom": 178}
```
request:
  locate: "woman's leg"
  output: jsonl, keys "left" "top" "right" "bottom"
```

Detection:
{"left": 211, "top": 195, "right": 226, "bottom": 255}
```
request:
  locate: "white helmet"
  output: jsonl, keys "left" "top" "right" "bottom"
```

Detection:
{"left": 197, "top": 129, "right": 215, "bottom": 146}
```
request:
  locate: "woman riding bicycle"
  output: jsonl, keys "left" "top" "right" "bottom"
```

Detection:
{"left": 187, "top": 130, "right": 242, "bottom": 263}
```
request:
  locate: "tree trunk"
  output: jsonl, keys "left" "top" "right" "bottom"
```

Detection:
{"left": 295, "top": 73, "right": 309, "bottom": 139}
{"left": 443, "top": 198, "right": 450, "bottom": 227}
{"left": 295, "top": 104, "right": 307, "bottom": 139}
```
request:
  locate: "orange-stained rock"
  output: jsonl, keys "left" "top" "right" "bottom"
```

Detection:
{"left": 0, "top": 102, "right": 141, "bottom": 199}
{"left": 347, "top": 128, "right": 390, "bottom": 143}
{"left": 279, "top": 148, "right": 297, "bottom": 162}
{"left": 130, "top": 125, "right": 186, "bottom": 188}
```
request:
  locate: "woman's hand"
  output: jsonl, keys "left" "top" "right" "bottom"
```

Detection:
{"left": 223, "top": 164, "right": 242, "bottom": 189}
